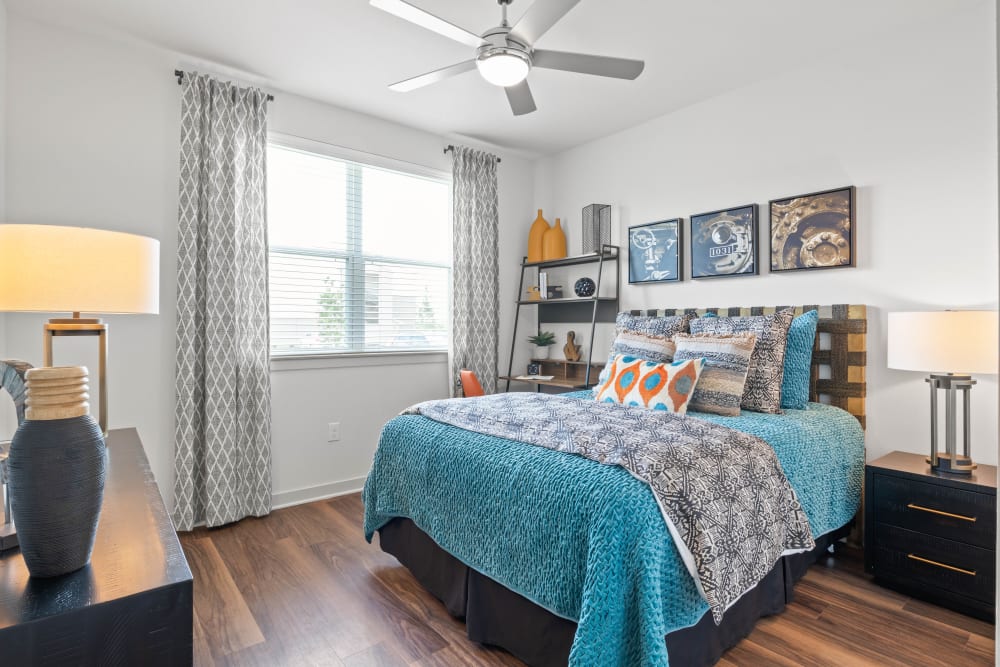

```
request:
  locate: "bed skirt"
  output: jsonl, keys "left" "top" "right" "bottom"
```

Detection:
{"left": 378, "top": 518, "right": 850, "bottom": 667}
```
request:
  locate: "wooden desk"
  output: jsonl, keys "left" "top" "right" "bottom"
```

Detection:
{"left": 0, "top": 428, "right": 193, "bottom": 665}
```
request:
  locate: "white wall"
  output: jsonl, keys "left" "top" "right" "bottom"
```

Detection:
{"left": 532, "top": 1, "right": 999, "bottom": 465}
{"left": 2, "top": 13, "right": 534, "bottom": 510}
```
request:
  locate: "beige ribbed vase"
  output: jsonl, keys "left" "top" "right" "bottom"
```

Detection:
{"left": 25, "top": 366, "right": 91, "bottom": 421}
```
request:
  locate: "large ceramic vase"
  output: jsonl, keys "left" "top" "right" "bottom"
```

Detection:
{"left": 7, "top": 366, "right": 106, "bottom": 578}
{"left": 542, "top": 218, "right": 567, "bottom": 261}
{"left": 527, "top": 209, "right": 549, "bottom": 263}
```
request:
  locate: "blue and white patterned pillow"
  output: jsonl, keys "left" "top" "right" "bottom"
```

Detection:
{"left": 691, "top": 309, "right": 794, "bottom": 414}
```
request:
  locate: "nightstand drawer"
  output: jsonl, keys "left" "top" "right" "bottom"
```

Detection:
{"left": 872, "top": 473, "right": 995, "bottom": 549}
{"left": 873, "top": 523, "right": 995, "bottom": 603}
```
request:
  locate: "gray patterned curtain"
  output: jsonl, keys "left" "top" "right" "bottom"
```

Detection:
{"left": 450, "top": 146, "right": 500, "bottom": 395}
{"left": 172, "top": 73, "right": 272, "bottom": 531}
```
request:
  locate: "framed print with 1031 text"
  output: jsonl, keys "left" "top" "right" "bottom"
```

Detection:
{"left": 628, "top": 218, "right": 682, "bottom": 284}
{"left": 769, "top": 186, "right": 855, "bottom": 272}
{"left": 690, "top": 204, "right": 758, "bottom": 279}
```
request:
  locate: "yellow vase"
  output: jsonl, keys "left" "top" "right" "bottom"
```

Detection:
{"left": 542, "top": 218, "right": 567, "bottom": 261}
{"left": 527, "top": 209, "right": 549, "bottom": 263}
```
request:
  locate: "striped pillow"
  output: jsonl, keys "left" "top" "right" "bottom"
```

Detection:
{"left": 597, "top": 312, "right": 693, "bottom": 386}
{"left": 673, "top": 333, "right": 756, "bottom": 416}
{"left": 690, "top": 309, "right": 794, "bottom": 414}
{"left": 594, "top": 355, "right": 705, "bottom": 415}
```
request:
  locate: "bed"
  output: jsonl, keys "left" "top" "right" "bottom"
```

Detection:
{"left": 364, "top": 304, "right": 867, "bottom": 666}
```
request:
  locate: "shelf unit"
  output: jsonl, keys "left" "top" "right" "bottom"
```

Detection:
{"left": 503, "top": 245, "right": 619, "bottom": 391}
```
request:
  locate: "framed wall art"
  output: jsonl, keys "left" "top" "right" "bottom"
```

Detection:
{"left": 769, "top": 186, "right": 855, "bottom": 272}
{"left": 628, "top": 218, "right": 682, "bottom": 284}
{"left": 689, "top": 204, "right": 758, "bottom": 279}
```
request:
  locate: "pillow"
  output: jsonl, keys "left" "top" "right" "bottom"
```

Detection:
{"left": 597, "top": 312, "right": 693, "bottom": 385}
{"left": 613, "top": 312, "right": 692, "bottom": 342}
{"left": 781, "top": 310, "right": 819, "bottom": 409}
{"left": 594, "top": 355, "right": 705, "bottom": 415}
{"left": 606, "top": 329, "right": 677, "bottom": 366}
{"left": 673, "top": 333, "right": 756, "bottom": 417}
{"left": 690, "top": 309, "right": 795, "bottom": 414}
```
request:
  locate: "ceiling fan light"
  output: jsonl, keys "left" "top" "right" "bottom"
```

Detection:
{"left": 477, "top": 51, "right": 530, "bottom": 87}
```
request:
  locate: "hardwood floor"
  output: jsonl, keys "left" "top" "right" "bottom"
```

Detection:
{"left": 180, "top": 493, "right": 995, "bottom": 666}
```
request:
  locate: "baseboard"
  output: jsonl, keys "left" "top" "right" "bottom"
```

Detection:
{"left": 271, "top": 477, "right": 367, "bottom": 510}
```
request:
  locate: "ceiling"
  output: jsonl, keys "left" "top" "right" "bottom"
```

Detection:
{"left": 6, "top": 0, "right": 976, "bottom": 156}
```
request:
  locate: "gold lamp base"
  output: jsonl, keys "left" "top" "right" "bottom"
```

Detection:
{"left": 43, "top": 313, "right": 108, "bottom": 434}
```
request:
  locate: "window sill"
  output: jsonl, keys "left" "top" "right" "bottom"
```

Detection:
{"left": 270, "top": 350, "right": 448, "bottom": 372}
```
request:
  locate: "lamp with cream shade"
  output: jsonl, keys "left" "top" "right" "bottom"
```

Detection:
{"left": 887, "top": 310, "right": 998, "bottom": 474}
{"left": 0, "top": 224, "right": 160, "bottom": 433}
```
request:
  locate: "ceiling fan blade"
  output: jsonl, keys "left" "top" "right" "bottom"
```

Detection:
{"left": 389, "top": 60, "right": 477, "bottom": 92}
{"left": 533, "top": 49, "right": 645, "bottom": 80}
{"left": 511, "top": 0, "right": 580, "bottom": 45}
{"left": 371, "top": 0, "right": 484, "bottom": 48}
{"left": 505, "top": 80, "right": 537, "bottom": 116}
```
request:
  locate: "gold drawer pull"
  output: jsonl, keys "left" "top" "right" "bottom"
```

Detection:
{"left": 907, "top": 553, "right": 976, "bottom": 577}
{"left": 906, "top": 503, "right": 977, "bottom": 523}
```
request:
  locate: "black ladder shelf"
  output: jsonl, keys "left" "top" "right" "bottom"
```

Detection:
{"left": 501, "top": 245, "right": 619, "bottom": 391}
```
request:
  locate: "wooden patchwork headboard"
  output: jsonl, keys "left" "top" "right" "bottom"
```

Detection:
{"left": 628, "top": 304, "right": 868, "bottom": 429}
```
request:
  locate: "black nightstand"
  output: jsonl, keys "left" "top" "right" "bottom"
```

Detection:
{"left": 865, "top": 451, "right": 996, "bottom": 621}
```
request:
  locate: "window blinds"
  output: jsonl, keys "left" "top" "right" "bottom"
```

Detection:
{"left": 267, "top": 143, "right": 451, "bottom": 356}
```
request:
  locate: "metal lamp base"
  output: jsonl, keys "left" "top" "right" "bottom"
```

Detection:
{"left": 44, "top": 314, "right": 108, "bottom": 435}
{"left": 927, "top": 453, "right": 977, "bottom": 475}
{"left": 925, "top": 373, "right": 976, "bottom": 477}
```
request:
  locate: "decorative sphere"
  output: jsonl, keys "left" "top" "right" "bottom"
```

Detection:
{"left": 574, "top": 277, "right": 596, "bottom": 297}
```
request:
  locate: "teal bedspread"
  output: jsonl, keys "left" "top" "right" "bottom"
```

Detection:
{"left": 363, "top": 393, "right": 864, "bottom": 666}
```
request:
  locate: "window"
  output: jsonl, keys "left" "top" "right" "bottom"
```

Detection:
{"left": 267, "top": 140, "right": 451, "bottom": 356}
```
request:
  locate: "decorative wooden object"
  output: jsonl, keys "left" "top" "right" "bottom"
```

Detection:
{"left": 563, "top": 331, "right": 582, "bottom": 362}
{"left": 630, "top": 304, "right": 867, "bottom": 428}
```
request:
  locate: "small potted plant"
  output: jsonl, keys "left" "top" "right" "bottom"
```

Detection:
{"left": 528, "top": 331, "right": 556, "bottom": 360}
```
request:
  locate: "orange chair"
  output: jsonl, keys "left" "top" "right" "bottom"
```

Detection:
{"left": 459, "top": 369, "right": 485, "bottom": 398}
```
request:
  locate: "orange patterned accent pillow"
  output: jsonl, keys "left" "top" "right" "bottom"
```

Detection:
{"left": 593, "top": 354, "right": 705, "bottom": 415}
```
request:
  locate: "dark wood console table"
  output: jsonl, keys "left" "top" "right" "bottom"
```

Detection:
{"left": 0, "top": 428, "right": 193, "bottom": 665}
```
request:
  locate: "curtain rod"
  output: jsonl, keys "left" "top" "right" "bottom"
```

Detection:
{"left": 444, "top": 145, "right": 501, "bottom": 163}
{"left": 174, "top": 70, "right": 275, "bottom": 102}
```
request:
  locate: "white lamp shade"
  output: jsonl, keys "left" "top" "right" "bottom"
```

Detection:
{"left": 887, "top": 310, "right": 998, "bottom": 375}
{"left": 0, "top": 224, "right": 160, "bottom": 314}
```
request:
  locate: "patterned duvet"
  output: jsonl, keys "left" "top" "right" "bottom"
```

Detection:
{"left": 363, "top": 392, "right": 864, "bottom": 666}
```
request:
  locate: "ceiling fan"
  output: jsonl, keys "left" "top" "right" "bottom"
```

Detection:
{"left": 371, "top": 0, "right": 645, "bottom": 116}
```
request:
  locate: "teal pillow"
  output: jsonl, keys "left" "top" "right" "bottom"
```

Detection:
{"left": 781, "top": 310, "right": 819, "bottom": 409}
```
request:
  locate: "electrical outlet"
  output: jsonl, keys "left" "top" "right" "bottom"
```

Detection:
{"left": 327, "top": 422, "right": 341, "bottom": 442}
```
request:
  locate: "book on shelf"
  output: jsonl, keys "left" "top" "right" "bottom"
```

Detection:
{"left": 538, "top": 272, "right": 547, "bottom": 300}
{"left": 515, "top": 374, "right": 555, "bottom": 381}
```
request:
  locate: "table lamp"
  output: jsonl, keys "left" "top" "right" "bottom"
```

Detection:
{"left": 887, "top": 310, "right": 998, "bottom": 474}
{"left": 0, "top": 224, "right": 160, "bottom": 433}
